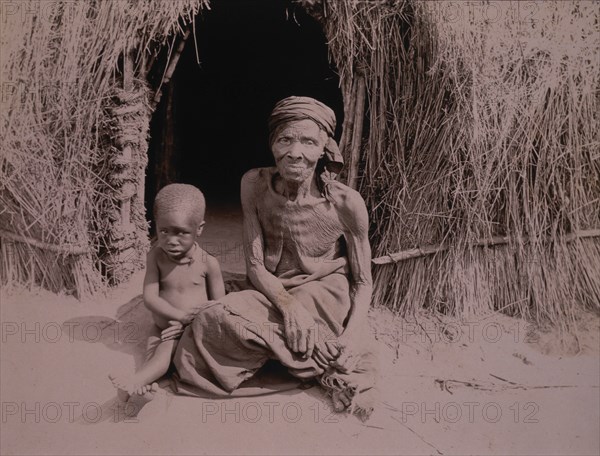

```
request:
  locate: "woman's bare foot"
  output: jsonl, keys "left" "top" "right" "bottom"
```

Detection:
{"left": 332, "top": 390, "right": 353, "bottom": 412}
{"left": 332, "top": 386, "right": 377, "bottom": 421}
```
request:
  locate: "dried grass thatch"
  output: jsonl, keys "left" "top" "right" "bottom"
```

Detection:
{"left": 1, "top": 0, "right": 206, "bottom": 297}
{"left": 1, "top": 0, "right": 598, "bottom": 330}
{"left": 307, "top": 0, "right": 600, "bottom": 327}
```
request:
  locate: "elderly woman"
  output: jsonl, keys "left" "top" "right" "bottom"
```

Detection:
{"left": 169, "top": 96, "right": 377, "bottom": 418}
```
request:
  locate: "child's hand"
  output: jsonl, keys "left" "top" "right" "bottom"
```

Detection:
{"left": 161, "top": 320, "right": 184, "bottom": 341}
{"left": 180, "top": 304, "right": 207, "bottom": 325}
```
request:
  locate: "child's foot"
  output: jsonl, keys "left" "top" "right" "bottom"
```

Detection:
{"left": 108, "top": 373, "right": 137, "bottom": 402}
{"left": 124, "top": 382, "right": 159, "bottom": 418}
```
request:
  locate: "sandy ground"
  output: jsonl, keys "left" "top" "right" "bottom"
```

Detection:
{"left": 1, "top": 207, "right": 599, "bottom": 455}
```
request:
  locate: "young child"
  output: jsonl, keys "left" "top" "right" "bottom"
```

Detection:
{"left": 109, "top": 183, "right": 225, "bottom": 403}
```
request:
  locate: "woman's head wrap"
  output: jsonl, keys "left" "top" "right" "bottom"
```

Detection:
{"left": 268, "top": 96, "right": 344, "bottom": 176}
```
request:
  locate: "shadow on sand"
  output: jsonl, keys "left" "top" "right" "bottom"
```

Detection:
{"left": 61, "top": 291, "right": 317, "bottom": 422}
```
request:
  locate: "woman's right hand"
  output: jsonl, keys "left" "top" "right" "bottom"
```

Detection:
{"left": 280, "top": 298, "right": 317, "bottom": 359}
{"left": 161, "top": 320, "right": 184, "bottom": 341}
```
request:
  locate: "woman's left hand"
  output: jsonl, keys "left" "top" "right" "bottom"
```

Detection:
{"left": 161, "top": 320, "right": 185, "bottom": 341}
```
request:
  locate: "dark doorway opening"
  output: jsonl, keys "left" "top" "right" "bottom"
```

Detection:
{"left": 146, "top": 0, "right": 343, "bottom": 224}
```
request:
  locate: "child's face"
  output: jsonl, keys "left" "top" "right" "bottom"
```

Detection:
{"left": 155, "top": 211, "right": 204, "bottom": 261}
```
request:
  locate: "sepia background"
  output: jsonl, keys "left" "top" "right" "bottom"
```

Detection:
{"left": 1, "top": 1, "right": 599, "bottom": 455}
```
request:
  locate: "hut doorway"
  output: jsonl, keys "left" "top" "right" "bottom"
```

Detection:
{"left": 146, "top": 0, "right": 343, "bottom": 225}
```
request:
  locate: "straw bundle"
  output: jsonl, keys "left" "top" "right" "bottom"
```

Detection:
{"left": 1, "top": 0, "right": 598, "bottom": 324}
{"left": 308, "top": 0, "right": 599, "bottom": 326}
{"left": 1, "top": 0, "right": 205, "bottom": 297}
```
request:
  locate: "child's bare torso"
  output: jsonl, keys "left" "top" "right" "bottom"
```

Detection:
{"left": 153, "top": 246, "right": 210, "bottom": 328}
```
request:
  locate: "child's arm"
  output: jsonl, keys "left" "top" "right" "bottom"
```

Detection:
{"left": 206, "top": 255, "right": 225, "bottom": 300}
{"left": 143, "top": 250, "right": 190, "bottom": 322}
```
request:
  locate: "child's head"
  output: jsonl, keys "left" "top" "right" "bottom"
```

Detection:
{"left": 153, "top": 184, "right": 206, "bottom": 259}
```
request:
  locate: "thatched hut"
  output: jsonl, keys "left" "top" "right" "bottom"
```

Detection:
{"left": 1, "top": 0, "right": 598, "bottom": 328}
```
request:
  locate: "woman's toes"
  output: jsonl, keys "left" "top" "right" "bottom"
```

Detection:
{"left": 339, "top": 392, "right": 351, "bottom": 407}
{"left": 332, "top": 391, "right": 346, "bottom": 412}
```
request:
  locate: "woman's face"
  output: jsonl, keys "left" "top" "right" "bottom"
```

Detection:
{"left": 271, "top": 119, "right": 326, "bottom": 184}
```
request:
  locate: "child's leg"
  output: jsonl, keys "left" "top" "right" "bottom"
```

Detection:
{"left": 131, "top": 338, "right": 177, "bottom": 389}
{"left": 109, "top": 338, "right": 177, "bottom": 400}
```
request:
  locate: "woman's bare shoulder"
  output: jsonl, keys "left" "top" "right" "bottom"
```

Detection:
{"left": 241, "top": 167, "right": 275, "bottom": 187}
{"left": 327, "top": 180, "right": 366, "bottom": 209}
{"left": 241, "top": 167, "right": 276, "bottom": 204}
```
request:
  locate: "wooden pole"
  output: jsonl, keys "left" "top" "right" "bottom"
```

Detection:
{"left": 347, "top": 72, "right": 366, "bottom": 190}
{"left": 156, "top": 82, "right": 177, "bottom": 190}
{"left": 0, "top": 230, "right": 91, "bottom": 255}
{"left": 338, "top": 77, "right": 357, "bottom": 155}
{"left": 120, "top": 47, "right": 135, "bottom": 231}
{"left": 154, "top": 28, "right": 192, "bottom": 106}
{"left": 123, "top": 47, "right": 134, "bottom": 91}
{"left": 371, "top": 229, "right": 600, "bottom": 265}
